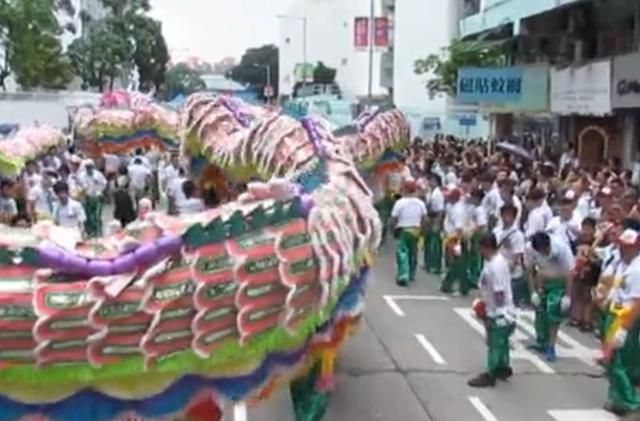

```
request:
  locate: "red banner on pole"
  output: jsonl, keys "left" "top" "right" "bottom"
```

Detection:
{"left": 374, "top": 17, "right": 389, "bottom": 48}
{"left": 354, "top": 17, "right": 369, "bottom": 49}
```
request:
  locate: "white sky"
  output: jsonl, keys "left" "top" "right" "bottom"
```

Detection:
{"left": 150, "top": 0, "right": 293, "bottom": 64}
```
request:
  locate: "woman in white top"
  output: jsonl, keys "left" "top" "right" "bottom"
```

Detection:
{"left": 390, "top": 177, "right": 426, "bottom": 286}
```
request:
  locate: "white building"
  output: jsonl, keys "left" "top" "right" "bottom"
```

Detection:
{"left": 278, "top": 0, "right": 386, "bottom": 100}
{"left": 391, "top": 0, "right": 488, "bottom": 138}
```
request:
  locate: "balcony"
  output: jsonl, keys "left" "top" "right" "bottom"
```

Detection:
{"left": 459, "top": 0, "right": 584, "bottom": 38}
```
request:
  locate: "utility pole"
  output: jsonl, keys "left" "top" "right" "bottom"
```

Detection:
{"left": 367, "top": 0, "right": 374, "bottom": 102}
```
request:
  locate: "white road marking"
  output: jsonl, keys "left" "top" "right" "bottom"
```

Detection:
{"left": 383, "top": 294, "right": 450, "bottom": 317}
{"left": 468, "top": 396, "right": 499, "bottom": 421}
{"left": 454, "top": 308, "right": 555, "bottom": 374}
{"left": 415, "top": 334, "right": 447, "bottom": 365}
{"left": 548, "top": 409, "right": 618, "bottom": 421}
{"left": 517, "top": 310, "right": 599, "bottom": 367}
{"left": 233, "top": 402, "right": 247, "bottom": 421}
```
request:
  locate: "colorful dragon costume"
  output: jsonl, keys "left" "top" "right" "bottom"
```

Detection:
{"left": 0, "top": 125, "right": 66, "bottom": 177}
{"left": 0, "top": 94, "right": 409, "bottom": 421}
{"left": 72, "top": 90, "right": 180, "bottom": 157}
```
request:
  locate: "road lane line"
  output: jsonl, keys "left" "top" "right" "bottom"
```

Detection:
{"left": 548, "top": 409, "right": 618, "bottom": 421}
{"left": 468, "top": 396, "right": 499, "bottom": 421}
{"left": 233, "top": 402, "right": 247, "bottom": 421}
{"left": 454, "top": 308, "right": 555, "bottom": 374}
{"left": 517, "top": 311, "right": 598, "bottom": 367}
{"left": 415, "top": 334, "right": 446, "bottom": 365}
{"left": 384, "top": 294, "right": 450, "bottom": 300}
{"left": 383, "top": 296, "right": 406, "bottom": 316}
{"left": 383, "top": 295, "right": 450, "bottom": 317}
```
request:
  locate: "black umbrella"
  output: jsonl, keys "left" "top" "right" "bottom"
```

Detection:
{"left": 495, "top": 142, "right": 534, "bottom": 161}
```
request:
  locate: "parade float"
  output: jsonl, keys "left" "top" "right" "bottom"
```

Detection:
{"left": 0, "top": 125, "right": 67, "bottom": 177}
{"left": 72, "top": 90, "right": 180, "bottom": 158}
{"left": 0, "top": 93, "right": 409, "bottom": 421}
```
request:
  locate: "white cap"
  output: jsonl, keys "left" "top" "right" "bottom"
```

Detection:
{"left": 618, "top": 229, "right": 639, "bottom": 246}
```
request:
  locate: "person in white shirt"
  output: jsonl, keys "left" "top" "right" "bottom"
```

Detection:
{"left": 389, "top": 177, "right": 426, "bottom": 286}
{"left": 494, "top": 179, "right": 522, "bottom": 230}
{"left": 385, "top": 158, "right": 411, "bottom": 199}
{"left": 128, "top": 157, "right": 152, "bottom": 208}
{"left": 600, "top": 229, "right": 640, "bottom": 416}
{"left": 177, "top": 180, "right": 205, "bottom": 216}
{"left": 441, "top": 187, "right": 471, "bottom": 296}
{"left": 468, "top": 232, "right": 516, "bottom": 388}
{"left": 27, "top": 171, "right": 57, "bottom": 221}
{"left": 546, "top": 195, "right": 581, "bottom": 252}
{"left": 494, "top": 204, "right": 527, "bottom": 306}
{"left": 369, "top": 170, "right": 390, "bottom": 246}
{"left": 53, "top": 181, "right": 86, "bottom": 232}
{"left": 0, "top": 179, "right": 18, "bottom": 225}
{"left": 167, "top": 167, "right": 187, "bottom": 215}
{"left": 423, "top": 173, "right": 445, "bottom": 274}
{"left": 525, "top": 188, "right": 552, "bottom": 239}
{"left": 78, "top": 160, "right": 107, "bottom": 237}
{"left": 526, "top": 232, "right": 574, "bottom": 362}
{"left": 467, "top": 188, "right": 489, "bottom": 288}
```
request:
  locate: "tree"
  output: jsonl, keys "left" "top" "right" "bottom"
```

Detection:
{"left": 68, "top": 21, "right": 129, "bottom": 90}
{"left": 0, "top": 0, "right": 75, "bottom": 90}
{"left": 131, "top": 16, "right": 169, "bottom": 91}
{"left": 313, "top": 61, "right": 336, "bottom": 84}
{"left": 229, "top": 44, "right": 278, "bottom": 98}
{"left": 414, "top": 39, "right": 506, "bottom": 97}
{"left": 69, "top": 0, "right": 169, "bottom": 92}
{"left": 161, "top": 63, "right": 206, "bottom": 100}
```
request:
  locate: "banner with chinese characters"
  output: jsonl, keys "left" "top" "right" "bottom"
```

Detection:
{"left": 374, "top": 17, "right": 390, "bottom": 48}
{"left": 458, "top": 66, "right": 550, "bottom": 114}
{"left": 457, "top": 67, "right": 523, "bottom": 104}
{"left": 354, "top": 17, "right": 369, "bottom": 50}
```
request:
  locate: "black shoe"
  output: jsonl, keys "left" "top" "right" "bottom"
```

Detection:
{"left": 620, "top": 410, "right": 640, "bottom": 421}
{"left": 467, "top": 373, "right": 496, "bottom": 388}
{"left": 495, "top": 367, "right": 513, "bottom": 380}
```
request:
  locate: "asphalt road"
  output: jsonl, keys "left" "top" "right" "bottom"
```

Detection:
{"left": 229, "top": 240, "right": 619, "bottom": 421}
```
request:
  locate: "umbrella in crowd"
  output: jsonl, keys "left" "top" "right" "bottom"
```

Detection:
{"left": 495, "top": 141, "right": 534, "bottom": 161}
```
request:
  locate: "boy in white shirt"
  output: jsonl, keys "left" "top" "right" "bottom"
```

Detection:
{"left": 53, "top": 181, "right": 86, "bottom": 232}
{"left": 423, "top": 173, "right": 445, "bottom": 274}
{"left": 441, "top": 187, "right": 471, "bottom": 296}
{"left": 27, "top": 171, "right": 57, "bottom": 221}
{"left": 526, "top": 232, "right": 574, "bottom": 362}
{"left": 390, "top": 177, "right": 426, "bottom": 286}
{"left": 467, "top": 188, "right": 488, "bottom": 288}
{"left": 177, "top": 180, "right": 205, "bottom": 216}
{"left": 494, "top": 204, "right": 527, "bottom": 306}
{"left": 468, "top": 232, "right": 516, "bottom": 388}
{"left": 78, "top": 160, "right": 107, "bottom": 237}
{"left": 525, "top": 188, "right": 552, "bottom": 239}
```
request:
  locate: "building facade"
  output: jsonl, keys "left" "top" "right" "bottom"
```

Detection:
{"left": 278, "top": 0, "right": 386, "bottom": 101}
{"left": 456, "top": 0, "right": 640, "bottom": 167}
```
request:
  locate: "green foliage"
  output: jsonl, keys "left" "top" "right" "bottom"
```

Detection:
{"left": 161, "top": 62, "right": 206, "bottom": 100}
{"left": 68, "top": 21, "right": 130, "bottom": 90}
{"left": 229, "top": 44, "right": 278, "bottom": 98}
{"left": 69, "top": 0, "right": 168, "bottom": 92}
{"left": 414, "top": 39, "right": 506, "bottom": 97}
{"left": 0, "top": 0, "right": 75, "bottom": 90}
{"left": 312, "top": 61, "right": 336, "bottom": 84}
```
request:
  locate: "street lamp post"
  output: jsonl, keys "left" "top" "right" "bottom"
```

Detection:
{"left": 253, "top": 64, "right": 272, "bottom": 103}
{"left": 367, "top": 0, "right": 374, "bottom": 102}
{"left": 277, "top": 14, "right": 308, "bottom": 89}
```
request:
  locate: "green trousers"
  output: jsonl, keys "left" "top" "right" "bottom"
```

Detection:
{"left": 395, "top": 228, "right": 420, "bottom": 286}
{"left": 606, "top": 318, "right": 640, "bottom": 412}
{"left": 290, "top": 363, "right": 330, "bottom": 421}
{"left": 441, "top": 244, "right": 469, "bottom": 296}
{"left": 534, "top": 279, "right": 566, "bottom": 349}
{"left": 466, "top": 233, "right": 483, "bottom": 288}
{"left": 487, "top": 318, "right": 515, "bottom": 375}
{"left": 423, "top": 224, "right": 442, "bottom": 274}
{"left": 374, "top": 196, "right": 393, "bottom": 245}
{"left": 83, "top": 196, "right": 103, "bottom": 238}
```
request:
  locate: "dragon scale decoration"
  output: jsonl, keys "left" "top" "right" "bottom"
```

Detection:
{"left": 0, "top": 94, "right": 410, "bottom": 421}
